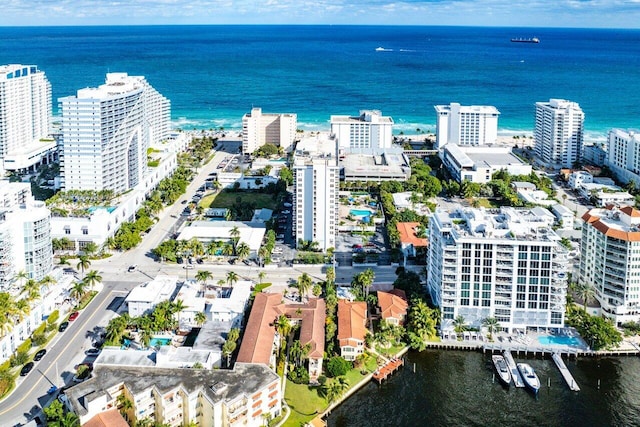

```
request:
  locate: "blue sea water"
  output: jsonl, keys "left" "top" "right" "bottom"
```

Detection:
{"left": 1, "top": 25, "right": 639, "bottom": 139}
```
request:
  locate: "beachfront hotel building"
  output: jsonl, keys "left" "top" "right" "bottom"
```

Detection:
{"left": 0, "top": 181, "right": 52, "bottom": 287}
{"left": 59, "top": 72, "right": 170, "bottom": 192}
{"left": 579, "top": 206, "right": 640, "bottom": 325}
{"left": 434, "top": 103, "right": 500, "bottom": 149}
{"left": 427, "top": 205, "right": 569, "bottom": 333}
{"left": 533, "top": 98, "right": 584, "bottom": 170}
{"left": 330, "top": 110, "right": 393, "bottom": 153}
{"left": 66, "top": 363, "right": 281, "bottom": 427}
{"left": 293, "top": 134, "right": 339, "bottom": 252}
{"left": 0, "top": 64, "right": 56, "bottom": 173}
{"left": 605, "top": 128, "right": 640, "bottom": 186}
{"left": 241, "top": 107, "right": 297, "bottom": 154}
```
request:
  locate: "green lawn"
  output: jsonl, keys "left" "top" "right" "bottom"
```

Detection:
{"left": 284, "top": 381, "right": 327, "bottom": 427}
{"left": 199, "top": 190, "right": 279, "bottom": 210}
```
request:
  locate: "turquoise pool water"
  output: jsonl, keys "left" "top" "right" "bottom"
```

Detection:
{"left": 537, "top": 335, "right": 582, "bottom": 346}
{"left": 149, "top": 337, "right": 171, "bottom": 347}
{"left": 87, "top": 206, "right": 116, "bottom": 214}
{"left": 350, "top": 209, "right": 373, "bottom": 217}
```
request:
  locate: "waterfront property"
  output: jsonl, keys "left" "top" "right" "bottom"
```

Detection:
{"left": 241, "top": 107, "right": 297, "bottom": 154}
{"left": 606, "top": 128, "right": 640, "bottom": 185}
{"left": 434, "top": 102, "right": 500, "bottom": 149}
{"left": 427, "top": 205, "right": 569, "bottom": 333}
{"left": 377, "top": 289, "right": 409, "bottom": 326}
{"left": 534, "top": 98, "right": 584, "bottom": 170}
{"left": 330, "top": 110, "right": 394, "bottom": 153}
{"left": 580, "top": 206, "right": 640, "bottom": 324}
{"left": 441, "top": 144, "right": 532, "bottom": 184}
{"left": 337, "top": 300, "right": 368, "bottom": 361}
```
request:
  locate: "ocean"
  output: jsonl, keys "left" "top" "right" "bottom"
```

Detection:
{"left": 1, "top": 26, "right": 640, "bottom": 141}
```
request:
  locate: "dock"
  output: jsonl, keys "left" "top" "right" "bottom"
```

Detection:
{"left": 552, "top": 353, "right": 580, "bottom": 391}
{"left": 372, "top": 358, "right": 404, "bottom": 384}
{"left": 503, "top": 351, "right": 525, "bottom": 387}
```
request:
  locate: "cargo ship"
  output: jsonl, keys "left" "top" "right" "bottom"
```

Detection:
{"left": 511, "top": 37, "right": 540, "bottom": 43}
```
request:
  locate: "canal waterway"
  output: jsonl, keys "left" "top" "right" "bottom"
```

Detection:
{"left": 328, "top": 350, "right": 640, "bottom": 427}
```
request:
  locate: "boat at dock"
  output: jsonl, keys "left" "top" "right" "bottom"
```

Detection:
{"left": 511, "top": 37, "right": 540, "bottom": 43}
{"left": 517, "top": 363, "right": 541, "bottom": 394}
{"left": 492, "top": 355, "right": 512, "bottom": 386}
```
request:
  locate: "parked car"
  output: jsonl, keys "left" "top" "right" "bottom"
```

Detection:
{"left": 20, "top": 362, "right": 34, "bottom": 376}
{"left": 33, "top": 349, "right": 47, "bottom": 361}
{"left": 85, "top": 348, "right": 101, "bottom": 357}
{"left": 68, "top": 311, "right": 79, "bottom": 321}
{"left": 281, "top": 210, "right": 291, "bottom": 214}
{"left": 283, "top": 202, "right": 292, "bottom": 208}
{"left": 128, "top": 264, "right": 138, "bottom": 272}
{"left": 181, "top": 200, "right": 188, "bottom": 204}
{"left": 58, "top": 321, "right": 69, "bottom": 332}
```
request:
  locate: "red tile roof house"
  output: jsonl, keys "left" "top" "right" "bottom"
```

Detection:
{"left": 396, "top": 222, "right": 428, "bottom": 262}
{"left": 237, "top": 293, "right": 326, "bottom": 382}
{"left": 376, "top": 289, "right": 409, "bottom": 326}
{"left": 337, "top": 300, "right": 368, "bottom": 361}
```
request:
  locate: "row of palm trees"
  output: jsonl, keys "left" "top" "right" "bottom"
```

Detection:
{"left": 0, "top": 273, "right": 57, "bottom": 337}
{"left": 194, "top": 270, "right": 240, "bottom": 291}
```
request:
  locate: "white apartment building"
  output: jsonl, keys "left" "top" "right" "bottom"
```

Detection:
{"left": 0, "top": 64, "right": 56, "bottom": 172}
{"left": 427, "top": 206, "right": 569, "bottom": 332}
{"left": 0, "top": 183, "right": 52, "bottom": 287}
{"left": 126, "top": 275, "right": 178, "bottom": 317}
{"left": 59, "top": 72, "right": 170, "bottom": 192}
{"left": 241, "top": 107, "right": 297, "bottom": 154}
{"left": 441, "top": 144, "right": 531, "bottom": 184}
{"left": 293, "top": 135, "right": 339, "bottom": 252}
{"left": 606, "top": 129, "right": 640, "bottom": 186}
{"left": 580, "top": 206, "right": 640, "bottom": 324}
{"left": 534, "top": 98, "right": 584, "bottom": 170}
{"left": 434, "top": 103, "right": 500, "bottom": 149}
{"left": 66, "top": 363, "right": 281, "bottom": 427}
{"left": 330, "top": 110, "right": 393, "bottom": 153}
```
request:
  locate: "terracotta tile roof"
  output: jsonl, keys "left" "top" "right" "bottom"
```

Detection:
{"left": 337, "top": 300, "right": 368, "bottom": 347}
{"left": 377, "top": 290, "right": 408, "bottom": 323}
{"left": 237, "top": 293, "right": 326, "bottom": 364}
{"left": 237, "top": 293, "right": 282, "bottom": 365}
{"left": 620, "top": 206, "right": 640, "bottom": 217}
{"left": 396, "top": 222, "right": 428, "bottom": 247}
{"left": 82, "top": 409, "right": 129, "bottom": 427}
{"left": 583, "top": 209, "right": 640, "bottom": 242}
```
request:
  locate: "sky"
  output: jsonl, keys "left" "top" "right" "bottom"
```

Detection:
{"left": 1, "top": 0, "right": 640, "bottom": 28}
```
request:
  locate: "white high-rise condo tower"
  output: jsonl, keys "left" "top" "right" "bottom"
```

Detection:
{"left": 434, "top": 103, "right": 500, "bottom": 149}
{"left": 534, "top": 99, "right": 584, "bottom": 170}
{"left": 59, "top": 73, "right": 170, "bottom": 192}
{"left": 293, "top": 134, "right": 339, "bottom": 252}
{"left": 606, "top": 129, "right": 640, "bottom": 186}
{"left": 241, "top": 107, "right": 297, "bottom": 154}
{"left": 330, "top": 110, "right": 393, "bottom": 153}
{"left": 427, "top": 205, "right": 569, "bottom": 333}
{"left": 580, "top": 206, "right": 640, "bottom": 325}
{"left": 0, "top": 64, "right": 55, "bottom": 172}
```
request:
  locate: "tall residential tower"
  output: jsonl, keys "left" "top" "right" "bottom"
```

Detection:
{"left": 0, "top": 64, "right": 55, "bottom": 172}
{"left": 534, "top": 99, "right": 584, "bottom": 170}
{"left": 59, "top": 73, "right": 170, "bottom": 192}
{"left": 330, "top": 110, "right": 393, "bottom": 153}
{"left": 434, "top": 103, "right": 500, "bottom": 149}
{"left": 241, "top": 107, "right": 297, "bottom": 154}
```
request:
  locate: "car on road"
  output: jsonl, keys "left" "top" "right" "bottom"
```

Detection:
{"left": 58, "top": 321, "right": 69, "bottom": 332}
{"left": 20, "top": 362, "right": 34, "bottom": 376}
{"left": 183, "top": 264, "right": 194, "bottom": 269}
{"left": 128, "top": 265, "right": 137, "bottom": 272}
{"left": 85, "top": 348, "right": 101, "bottom": 356}
{"left": 181, "top": 200, "right": 188, "bottom": 204}
{"left": 33, "top": 349, "right": 47, "bottom": 361}
{"left": 68, "top": 311, "right": 79, "bottom": 321}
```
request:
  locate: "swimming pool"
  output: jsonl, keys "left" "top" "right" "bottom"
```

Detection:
{"left": 350, "top": 209, "right": 373, "bottom": 217}
{"left": 149, "top": 337, "right": 172, "bottom": 347}
{"left": 537, "top": 335, "right": 582, "bottom": 346}
{"left": 87, "top": 206, "right": 116, "bottom": 214}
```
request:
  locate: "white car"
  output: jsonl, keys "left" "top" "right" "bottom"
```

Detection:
{"left": 281, "top": 210, "right": 291, "bottom": 215}
{"left": 283, "top": 202, "right": 292, "bottom": 207}
{"left": 273, "top": 248, "right": 283, "bottom": 254}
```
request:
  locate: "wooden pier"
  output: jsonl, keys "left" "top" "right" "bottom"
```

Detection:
{"left": 503, "top": 351, "right": 525, "bottom": 388}
{"left": 552, "top": 353, "right": 580, "bottom": 391}
{"left": 372, "top": 358, "right": 404, "bottom": 384}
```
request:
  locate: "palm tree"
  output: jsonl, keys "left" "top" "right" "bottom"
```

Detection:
{"left": 39, "top": 275, "right": 56, "bottom": 294}
{"left": 258, "top": 271, "right": 266, "bottom": 285}
{"left": 222, "top": 339, "right": 237, "bottom": 368}
{"left": 575, "top": 282, "right": 596, "bottom": 312}
{"left": 229, "top": 226, "right": 241, "bottom": 252}
{"left": 325, "top": 376, "right": 350, "bottom": 404}
{"left": 216, "top": 279, "right": 226, "bottom": 288}
{"left": 84, "top": 270, "right": 102, "bottom": 291}
{"left": 15, "top": 299, "right": 30, "bottom": 320}
{"left": 222, "top": 243, "right": 234, "bottom": 257}
{"left": 482, "top": 317, "right": 500, "bottom": 341}
{"left": 0, "top": 293, "right": 18, "bottom": 336}
{"left": 258, "top": 246, "right": 269, "bottom": 267}
{"left": 296, "top": 273, "right": 313, "bottom": 302}
{"left": 14, "top": 270, "right": 29, "bottom": 288}
{"left": 325, "top": 266, "right": 336, "bottom": 285}
{"left": 83, "top": 242, "right": 98, "bottom": 258}
{"left": 274, "top": 314, "right": 292, "bottom": 360}
{"left": 226, "top": 271, "right": 239, "bottom": 288}
{"left": 195, "top": 270, "right": 213, "bottom": 294}
{"left": 189, "top": 237, "right": 204, "bottom": 259}
{"left": 117, "top": 394, "right": 134, "bottom": 423}
{"left": 195, "top": 311, "right": 207, "bottom": 326}
{"left": 76, "top": 255, "right": 91, "bottom": 279}
{"left": 453, "top": 315, "right": 466, "bottom": 334}
{"left": 70, "top": 280, "right": 88, "bottom": 303}
{"left": 22, "top": 279, "right": 40, "bottom": 301}
{"left": 236, "top": 242, "right": 250, "bottom": 262}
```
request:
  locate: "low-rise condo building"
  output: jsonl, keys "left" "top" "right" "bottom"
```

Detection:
{"left": 580, "top": 206, "right": 640, "bottom": 324}
{"left": 241, "top": 107, "right": 297, "bottom": 154}
{"left": 441, "top": 144, "right": 531, "bottom": 183}
{"left": 434, "top": 103, "right": 500, "bottom": 149}
{"left": 0, "top": 64, "right": 56, "bottom": 173}
{"left": 330, "top": 110, "right": 394, "bottom": 153}
{"left": 427, "top": 205, "right": 569, "bottom": 333}
{"left": 66, "top": 363, "right": 281, "bottom": 427}
{"left": 337, "top": 300, "right": 367, "bottom": 361}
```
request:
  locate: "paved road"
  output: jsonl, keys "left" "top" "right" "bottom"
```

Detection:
{"left": 0, "top": 138, "right": 415, "bottom": 425}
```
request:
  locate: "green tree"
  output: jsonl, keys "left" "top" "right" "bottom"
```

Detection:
{"left": 296, "top": 273, "right": 313, "bottom": 302}
{"left": 226, "top": 271, "right": 239, "bottom": 288}
{"left": 195, "top": 270, "right": 213, "bottom": 293}
{"left": 453, "top": 315, "right": 466, "bottom": 334}
{"left": 406, "top": 298, "right": 437, "bottom": 351}
{"left": 70, "top": 280, "right": 88, "bottom": 302}
{"left": 236, "top": 242, "right": 251, "bottom": 262}
{"left": 195, "top": 311, "right": 207, "bottom": 326}
{"left": 575, "top": 282, "right": 596, "bottom": 312}
{"left": 258, "top": 271, "right": 266, "bottom": 285}
{"left": 82, "top": 242, "right": 99, "bottom": 257}
{"left": 76, "top": 255, "right": 91, "bottom": 279}
{"left": 351, "top": 268, "right": 375, "bottom": 302}
{"left": 482, "top": 317, "right": 500, "bottom": 341}
{"left": 84, "top": 270, "right": 102, "bottom": 291}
